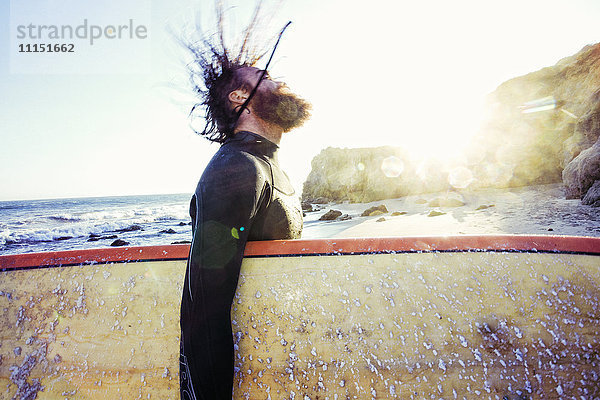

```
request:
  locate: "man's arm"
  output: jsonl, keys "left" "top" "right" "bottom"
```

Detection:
{"left": 180, "top": 151, "right": 269, "bottom": 398}
{"left": 186, "top": 151, "right": 268, "bottom": 306}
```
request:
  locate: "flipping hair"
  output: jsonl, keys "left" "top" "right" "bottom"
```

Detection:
{"left": 184, "top": 1, "right": 276, "bottom": 143}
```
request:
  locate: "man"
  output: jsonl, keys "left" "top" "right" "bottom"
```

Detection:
{"left": 179, "top": 61, "right": 311, "bottom": 399}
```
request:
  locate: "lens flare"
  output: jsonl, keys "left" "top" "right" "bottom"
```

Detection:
{"left": 381, "top": 156, "right": 404, "bottom": 178}
{"left": 448, "top": 167, "right": 474, "bottom": 189}
{"left": 484, "top": 162, "right": 514, "bottom": 187}
{"left": 519, "top": 96, "right": 556, "bottom": 114}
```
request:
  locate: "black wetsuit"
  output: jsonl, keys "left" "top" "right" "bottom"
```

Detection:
{"left": 179, "top": 131, "right": 303, "bottom": 400}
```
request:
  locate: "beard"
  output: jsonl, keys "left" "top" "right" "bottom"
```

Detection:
{"left": 251, "top": 86, "right": 312, "bottom": 132}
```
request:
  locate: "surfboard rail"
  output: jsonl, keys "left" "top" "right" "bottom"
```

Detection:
{"left": 1, "top": 234, "right": 599, "bottom": 269}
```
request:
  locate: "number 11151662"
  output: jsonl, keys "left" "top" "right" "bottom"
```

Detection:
{"left": 18, "top": 43, "right": 74, "bottom": 53}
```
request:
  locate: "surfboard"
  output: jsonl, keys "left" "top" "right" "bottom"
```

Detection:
{"left": 1, "top": 235, "right": 599, "bottom": 399}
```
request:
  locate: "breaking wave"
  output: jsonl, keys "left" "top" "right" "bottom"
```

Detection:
{"left": 0, "top": 193, "right": 193, "bottom": 252}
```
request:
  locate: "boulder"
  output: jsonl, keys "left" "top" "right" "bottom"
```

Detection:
{"left": 160, "top": 228, "right": 177, "bottom": 234}
{"left": 110, "top": 239, "right": 129, "bottom": 247}
{"left": 582, "top": 180, "right": 600, "bottom": 206}
{"left": 301, "top": 201, "right": 313, "bottom": 212}
{"left": 361, "top": 205, "right": 388, "bottom": 217}
{"left": 563, "top": 140, "right": 600, "bottom": 199}
{"left": 319, "top": 210, "right": 342, "bottom": 221}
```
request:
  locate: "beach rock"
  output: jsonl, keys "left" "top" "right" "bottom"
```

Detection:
{"left": 54, "top": 236, "right": 73, "bottom": 241}
{"left": 391, "top": 211, "right": 407, "bottom": 216}
{"left": 428, "top": 197, "right": 465, "bottom": 207}
{"left": 563, "top": 140, "right": 600, "bottom": 199}
{"left": 110, "top": 239, "right": 129, "bottom": 247}
{"left": 178, "top": 222, "right": 188, "bottom": 226}
{"left": 172, "top": 240, "right": 192, "bottom": 245}
{"left": 428, "top": 211, "right": 446, "bottom": 217}
{"left": 339, "top": 214, "right": 352, "bottom": 221}
{"left": 160, "top": 228, "right": 177, "bottom": 234}
{"left": 582, "top": 180, "right": 600, "bottom": 206}
{"left": 476, "top": 204, "right": 495, "bottom": 211}
{"left": 301, "top": 201, "right": 313, "bottom": 212}
{"left": 319, "top": 210, "right": 342, "bottom": 221}
{"left": 89, "top": 233, "right": 101, "bottom": 238}
{"left": 376, "top": 217, "right": 386, "bottom": 222}
{"left": 116, "top": 225, "right": 142, "bottom": 233}
{"left": 361, "top": 205, "right": 388, "bottom": 217}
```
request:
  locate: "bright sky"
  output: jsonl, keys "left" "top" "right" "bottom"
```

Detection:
{"left": 1, "top": 0, "right": 599, "bottom": 201}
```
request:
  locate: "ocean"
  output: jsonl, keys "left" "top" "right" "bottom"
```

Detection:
{"left": 0, "top": 193, "right": 193, "bottom": 256}
{"left": 1, "top": 184, "right": 599, "bottom": 256}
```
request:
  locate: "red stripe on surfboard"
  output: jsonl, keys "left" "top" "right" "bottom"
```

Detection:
{"left": 0, "top": 244, "right": 190, "bottom": 270}
{"left": 244, "top": 235, "right": 600, "bottom": 256}
{"left": 0, "top": 236, "right": 599, "bottom": 269}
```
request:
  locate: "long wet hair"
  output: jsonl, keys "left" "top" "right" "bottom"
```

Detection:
{"left": 183, "top": 1, "right": 279, "bottom": 143}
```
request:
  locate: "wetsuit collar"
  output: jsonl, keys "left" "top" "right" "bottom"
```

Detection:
{"left": 229, "top": 131, "right": 280, "bottom": 148}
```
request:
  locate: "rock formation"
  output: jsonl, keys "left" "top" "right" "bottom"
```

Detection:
{"left": 302, "top": 43, "right": 600, "bottom": 204}
{"left": 471, "top": 43, "right": 600, "bottom": 191}
{"left": 563, "top": 140, "right": 600, "bottom": 199}
{"left": 302, "top": 147, "right": 448, "bottom": 203}
{"left": 582, "top": 180, "right": 600, "bottom": 206}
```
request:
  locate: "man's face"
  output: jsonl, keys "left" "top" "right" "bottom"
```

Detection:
{"left": 236, "top": 67, "right": 311, "bottom": 132}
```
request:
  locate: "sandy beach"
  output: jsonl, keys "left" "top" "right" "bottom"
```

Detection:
{"left": 302, "top": 183, "right": 600, "bottom": 239}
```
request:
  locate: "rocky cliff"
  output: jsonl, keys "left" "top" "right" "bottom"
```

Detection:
{"left": 302, "top": 147, "right": 449, "bottom": 203}
{"left": 303, "top": 43, "right": 600, "bottom": 204}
